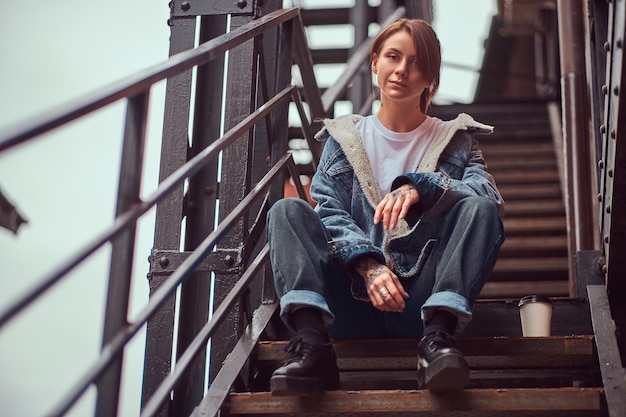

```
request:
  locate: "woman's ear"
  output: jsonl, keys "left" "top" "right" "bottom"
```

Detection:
{"left": 371, "top": 54, "right": 379, "bottom": 74}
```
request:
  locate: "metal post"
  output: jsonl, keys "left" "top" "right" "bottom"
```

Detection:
{"left": 172, "top": 14, "right": 226, "bottom": 417}
{"left": 247, "top": 0, "right": 281, "bottom": 333}
{"left": 209, "top": 12, "right": 258, "bottom": 383}
{"left": 598, "top": 0, "right": 626, "bottom": 358}
{"left": 260, "top": 14, "right": 295, "bottom": 343}
{"left": 142, "top": 15, "right": 196, "bottom": 417}
{"left": 584, "top": 0, "right": 609, "bottom": 196}
{"left": 97, "top": 91, "right": 149, "bottom": 417}
{"left": 348, "top": 0, "right": 370, "bottom": 113}
{"left": 557, "top": 0, "right": 596, "bottom": 296}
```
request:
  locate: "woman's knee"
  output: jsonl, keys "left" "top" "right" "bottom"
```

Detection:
{"left": 268, "top": 198, "right": 313, "bottom": 226}
{"left": 450, "top": 197, "right": 504, "bottom": 240}
{"left": 458, "top": 196, "right": 500, "bottom": 222}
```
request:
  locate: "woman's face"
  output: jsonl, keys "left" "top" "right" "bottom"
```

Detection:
{"left": 372, "top": 30, "right": 430, "bottom": 107}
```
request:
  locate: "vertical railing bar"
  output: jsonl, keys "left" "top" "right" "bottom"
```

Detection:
{"left": 209, "top": 11, "right": 259, "bottom": 385}
{"left": 245, "top": 5, "right": 282, "bottom": 337}
{"left": 246, "top": 192, "right": 271, "bottom": 253}
{"left": 171, "top": 13, "right": 226, "bottom": 415}
{"left": 286, "top": 156, "right": 308, "bottom": 200}
{"left": 557, "top": 0, "right": 596, "bottom": 296}
{"left": 598, "top": 0, "right": 615, "bottom": 252}
{"left": 263, "top": 16, "right": 294, "bottom": 306}
{"left": 290, "top": 12, "right": 325, "bottom": 121}
{"left": 291, "top": 88, "right": 320, "bottom": 169}
{"left": 347, "top": 0, "right": 369, "bottom": 112}
{"left": 144, "top": 14, "right": 196, "bottom": 417}
{"left": 255, "top": 35, "right": 276, "bottom": 144}
{"left": 96, "top": 91, "right": 150, "bottom": 417}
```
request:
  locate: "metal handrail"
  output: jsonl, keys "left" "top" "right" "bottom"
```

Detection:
{"left": 0, "top": 8, "right": 299, "bottom": 152}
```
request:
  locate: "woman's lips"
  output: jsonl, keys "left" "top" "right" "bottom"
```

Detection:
{"left": 389, "top": 80, "right": 407, "bottom": 87}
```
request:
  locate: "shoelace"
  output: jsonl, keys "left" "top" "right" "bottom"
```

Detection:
{"left": 425, "top": 331, "right": 457, "bottom": 350}
{"left": 282, "top": 337, "right": 314, "bottom": 365}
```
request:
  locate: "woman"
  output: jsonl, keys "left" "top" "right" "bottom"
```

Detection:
{"left": 267, "top": 18, "right": 504, "bottom": 396}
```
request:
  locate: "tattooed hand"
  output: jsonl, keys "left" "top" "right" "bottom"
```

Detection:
{"left": 374, "top": 183, "right": 419, "bottom": 230}
{"left": 354, "top": 256, "right": 409, "bottom": 312}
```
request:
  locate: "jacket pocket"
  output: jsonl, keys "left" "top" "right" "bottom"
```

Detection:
{"left": 388, "top": 228, "right": 438, "bottom": 279}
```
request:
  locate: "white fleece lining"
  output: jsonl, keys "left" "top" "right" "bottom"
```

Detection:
{"left": 317, "top": 114, "right": 383, "bottom": 209}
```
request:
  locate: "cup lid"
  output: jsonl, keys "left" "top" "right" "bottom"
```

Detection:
{"left": 518, "top": 294, "right": 553, "bottom": 307}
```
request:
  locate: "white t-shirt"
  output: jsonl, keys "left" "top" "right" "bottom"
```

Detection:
{"left": 357, "top": 114, "right": 448, "bottom": 195}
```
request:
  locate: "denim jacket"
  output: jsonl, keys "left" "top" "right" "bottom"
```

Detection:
{"left": 310, "top": 113, "right": 504, "bottom": 299}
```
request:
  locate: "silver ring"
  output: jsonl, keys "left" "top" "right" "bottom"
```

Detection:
{"left": 379, "top": 287, "right": 390, "bottom": 299}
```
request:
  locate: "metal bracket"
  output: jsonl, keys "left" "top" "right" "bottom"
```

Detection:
{"left": 149, "top": 248, "right": 242, "bottom": 276}
{"left": 171, "top": 0, "right": 255, "bottom": 17}
{"left": 575, "top": 250, "right": 606, "bottom": 298}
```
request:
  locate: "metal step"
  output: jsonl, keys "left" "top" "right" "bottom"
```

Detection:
{"left": 227, "top": 387, "right": 604, "bottom": 416}
{"left": 502, "top": 217, "right": 567, "bottom": 236}
{"left": 481, "top": 280, "right": 570, "bottom": 297}
{"left": 496, "top": 183, "right": 562, "bottom": 200}
{"left": 229, "top": 335, "right": 602, "bottom": 416}
{"left": 500, "top": 200, "right": 564, "bottom": 218}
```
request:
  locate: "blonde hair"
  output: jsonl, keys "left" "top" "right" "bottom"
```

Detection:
{"left": 371, "top": 18, "right": 441, "bottom": 113}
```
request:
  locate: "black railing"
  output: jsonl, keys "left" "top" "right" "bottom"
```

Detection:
{"left": 0, "top": 5, "right": 406, "bottom": 417}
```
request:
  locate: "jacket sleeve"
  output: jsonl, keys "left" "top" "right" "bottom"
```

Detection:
{"left": 391, "top": 130, "right": 504, "bottom": 220}
{"left": 310, "top": 137, "right": 386, "bottom": 270}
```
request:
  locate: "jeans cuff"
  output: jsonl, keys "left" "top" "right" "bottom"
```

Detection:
{"left": 280, "top": 289, "right": 335, "bottom": 332}
{"left": 421, "top": 291, "right": 472, "bottom": 335}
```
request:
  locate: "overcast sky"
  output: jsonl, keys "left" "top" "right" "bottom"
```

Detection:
{"left": 0, "top": 1, "right": 495, "bottom": 416}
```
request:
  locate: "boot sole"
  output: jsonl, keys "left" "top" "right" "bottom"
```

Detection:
{"left": 270, "top": 374, "right": 339, "bottom": 396}
{"left": 418, "top": 352, "right": 469, "bottom": 391}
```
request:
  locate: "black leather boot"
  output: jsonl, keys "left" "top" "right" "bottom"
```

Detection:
{"left": 270, "top": 329, "right": 340, "bottom": 396}
{"left": 417, "top": 330, "right": 469, "bottom": 391}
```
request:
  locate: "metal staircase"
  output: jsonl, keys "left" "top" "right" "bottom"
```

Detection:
{"left": 0, "top": 1, "right": 625, "bottom": 417}
{"left": 229, "top": 337, "right": 602, "bottom": 416}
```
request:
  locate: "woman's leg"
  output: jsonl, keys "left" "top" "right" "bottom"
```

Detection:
{"left": 419, "top": 196, "right": 505, "bottom": 332}
{"left": 411, "top": 196, "right": 504, "bottom": 390}
{"left": 384, "top": 196, "right": 503, "bottom": 338}
{"left": 268, "top": 198, "right": 335, "bottom": 330}
{"left": 267, "top": 198, "right": 338, "bottom": 395}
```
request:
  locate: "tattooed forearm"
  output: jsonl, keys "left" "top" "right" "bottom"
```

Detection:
{"left": 391, "top": 184, "right": 416, "bottom": 198}
{"left": 355, "top": 257, "right": 387, "bottom": 286}
{"left": 365, "top": 264, "right": 387, "bottom": 287}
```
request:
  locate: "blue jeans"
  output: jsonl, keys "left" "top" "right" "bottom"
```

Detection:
{"left": 267, "top": 197, "right": 504, "bottom": 339}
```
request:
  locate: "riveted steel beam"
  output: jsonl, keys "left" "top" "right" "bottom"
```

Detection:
{"left": 171, "top": 0, "right": 255, "bottom": 17}
{"left": 149, "top": 249, "right": 241, "bottom": 276}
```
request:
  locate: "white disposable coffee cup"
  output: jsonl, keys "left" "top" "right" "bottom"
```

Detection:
{"left": 518, "top": 295, "right": 553, "bottom": 337}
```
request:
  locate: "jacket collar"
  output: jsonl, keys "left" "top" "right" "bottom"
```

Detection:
{"left": 314, "top": 113, "right": 493, "bottom": 207}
